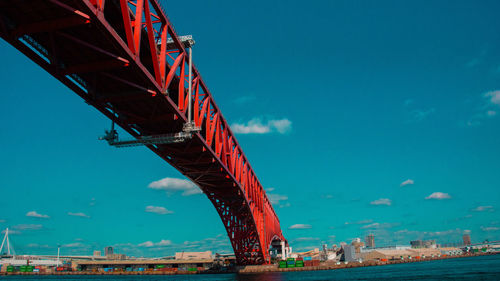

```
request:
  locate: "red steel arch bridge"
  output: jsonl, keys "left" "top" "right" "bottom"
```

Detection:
{"left": 0, "top": 0, "right": 286, "bottom": 264}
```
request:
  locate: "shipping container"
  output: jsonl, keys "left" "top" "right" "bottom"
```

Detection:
{"left": 303, "top": 257, "right": 312, "bottom": 261}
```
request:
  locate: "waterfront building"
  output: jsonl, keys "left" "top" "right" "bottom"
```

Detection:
{"left": 351, "top": 240, "right": 365, "bottom": 254}
{"left": 361, "top": 249, "right": 416, "bottom": 261}
{"left": 93, "top": 251, "right": 101, "bottom": 257}
{"left": 175, "top": 251, "right": 212, "bottom": 260}
{"left": 75, "top": 258, "right": 215, "bottom": 272}
{"left": 439, "top": 247, "right": 463, "bottom": 256}
{"left": 410, "top": 240, "right": 436, "bottom": 249}
{"left": 104, "top": 246, "right": 114, "bottom": 256}
{"left": 342, "top": 245, "right": 356, "bottom": 262}
{"left": 366, "top": 234, "right": 375, "bottom": 248}
{"left": 463, "top": 234, "right": 471, "bottom": 246}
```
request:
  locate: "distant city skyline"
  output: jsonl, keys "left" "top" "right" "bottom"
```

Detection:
{"left": 1, "top": 0, "right": 500, "bottom": 257}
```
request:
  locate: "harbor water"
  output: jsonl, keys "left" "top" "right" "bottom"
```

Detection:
{"left": 2, "top": 254, "right": 500, "bottom": 280}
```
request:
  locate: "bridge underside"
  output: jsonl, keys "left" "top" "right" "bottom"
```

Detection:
{"left": 0, "top": 0, "right": 284, "bottom": 264}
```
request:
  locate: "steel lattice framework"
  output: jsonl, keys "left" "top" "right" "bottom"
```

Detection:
{"left": 0, "top": 0, "right": 285, "bottom": 264}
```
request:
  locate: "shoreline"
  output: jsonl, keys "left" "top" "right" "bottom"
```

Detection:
{"left": 1, "top": 253, "right": 497, "bottom": 276}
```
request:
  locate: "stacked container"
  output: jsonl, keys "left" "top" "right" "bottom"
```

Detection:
{"left": 286, "top": 258, "right": 295, "bottom": 268}
{"left": 278, "top": 260, "right": 287, "bottom": 268}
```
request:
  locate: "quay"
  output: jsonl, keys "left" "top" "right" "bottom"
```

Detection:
{"left": 1, "top": 253, "right": 497, "bottom": 276}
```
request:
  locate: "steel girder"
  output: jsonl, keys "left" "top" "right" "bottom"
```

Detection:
{"left": 0, "top": 0, "right": 285, "bottom": 264}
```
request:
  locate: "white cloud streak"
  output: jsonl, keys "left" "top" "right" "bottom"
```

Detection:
{"left": 26, "top": 211, "right": 50, "bottom": 219}
{"left": 485, "top": 90, "right": 500, "bottom": 105}
{"left": 294, "top": 237, "right": 319, "bottom": 242}
{"left": 425, "top": 192, "right": 451, "bottom": 200}
{"left": 231, "top": 118, "right": 292, "bottom": 134}
{"left": 12, "top": 224, "right": 43, "bottom": 230}
{"left": 345, "top": 219, "right": 373, "bottom": 225}
{"left": 148, "top": 177, "right": 201, "bottom": 196}
{"left": 400, "top": 179, "right": 414, "bottom": 187}
{"left": 138, "top": 240, "right": 172, "bottom": 248}
{"left": 68, "top": 212, "right": 90, "bottom": 218}
{"left": 289, "top": 224, "right": 312, "bottom": 230}
{"left": 360, "top": 222, "right": 398, "bottom": 229}
{"left": 480, "top": 226, "right": 499, "bottom": 232}
{"left": 145, "top": 206, "right": 173, "bottom": 215}
{"left": 370, "top": 198, "right": 392, "bottom": 206}
{"left": 62, "top": 242, "right": 87, "bottom": 248}
{"left": 472, "top": 206, "right": 494, "bottom": 212}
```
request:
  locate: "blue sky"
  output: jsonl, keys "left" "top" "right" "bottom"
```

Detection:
{"left": 1, "top": 0, "right": 500, "bottom": 257}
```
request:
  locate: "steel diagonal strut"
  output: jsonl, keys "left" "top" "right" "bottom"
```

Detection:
{"left": 0, "top": 0, "right": 286, "bottom": 264}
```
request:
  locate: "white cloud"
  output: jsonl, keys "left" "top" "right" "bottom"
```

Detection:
{"left": 266, "top": 188, "right": 275, "bottom": 192}
{"left": 487, "top": 110, "right": 497, "bottom": 117}
{"left": 485, "top": 90, "right": 500, "bottom": 105}
{"left": 148, "top": 177, "right": 201, "bottom": 196}
{"left": 294, "top": 237, "right": 319, "bottom": 242}
{"left": 62, "top": 242, "right": 86, "bottom": 248}
{"left": 156, "top": 240, "right": 172, "bottom": 246}
{"left": 400, "top": 179, "right": 414, "bottom": 187}
{"left": 234, "top": 95, "right": 256, "bottom": 104}
{"left": 138, "top": 239, "right": 172, "bottom": 248}
{"left": 268, "top": 119, "right": 292, "bottom": 134}
{"left": 472, "top": 205, "right": 494, "bottom": 212}
{"left": 480, "top": 226, "right": 499, "bottom": 232}
{"left": 138, "top": 241, "right": 154, "bottom": 247}
{"left": 268, "top": 194, "right": 288, "bottom": 204}
{"left": 425, "top": 192, "right": 451, "bottom": 200}
{"left": 0, "top": 219, "right": 5, "bottom": 223}
{"left": 26, "top": 243, "right": 50, "bottom": 249}
{"left": 26, "top": 211, "right": 50, "bottom": 219}
{"left": 289, "top": 224, "right": 312, "bottom": 230}
{"left": 267, "top": 193, "right": 290, "bottom": 208}
{"left": 231, "top": 118, "right": 292, "bottom": 134}
{"left": 370, "top": 198, "right": 392, "bottom": 206}
{"left": 145, "top": 206, "right": 173, "bottom": 215}
{"left": 411, "top": 108, "right": 435, "bottom": 122}
{"left": 12, "top": 224, "right": 42, "bottom": 230}
{"left": 345, "top": 219, "right": 373, "bottom": 225}
{"left": 68, "top": 212, "right": 90, "bottom": 218}
{"left": 1, "top": 229, "right": 21, "bottom": 235}
{"left": 361, "top": 222, "right": 399, "bottom": 229}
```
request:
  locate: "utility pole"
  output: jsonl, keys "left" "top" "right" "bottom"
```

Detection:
{"left": 57, "top": 244, "right": 61, "bottom": 267}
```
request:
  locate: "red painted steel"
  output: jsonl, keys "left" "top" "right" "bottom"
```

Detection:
{"left": 0, "top": 0, "right": 285, "bottom": 264}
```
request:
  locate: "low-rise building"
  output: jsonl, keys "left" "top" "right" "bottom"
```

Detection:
{"left": 408, "top": 248, "right": 441, "bottom": 257}
{"left": 361, "top": 249, "right": 417, "bottom": 261}
{"left": 175, "top": 251, "right": 212, "bottom": 260}
{"left": 439, "top": 247, "right": 462, "bottom": 256}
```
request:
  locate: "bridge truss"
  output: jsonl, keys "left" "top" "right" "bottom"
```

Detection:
{"left": 0, "top": 0, "right": 285, "bottom": 264}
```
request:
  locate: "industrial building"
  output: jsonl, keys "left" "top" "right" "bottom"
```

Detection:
{"left": 410, "top": 240, "right": 436, "bottom": 249}
{"left": 463, "top": 234, "right": 472, "bottom": 246}
{"left": 365, "top": 234, "right": 375, "bottom": 248}
{"left": 74, "top": 251, "right": 225, "bottom": 272}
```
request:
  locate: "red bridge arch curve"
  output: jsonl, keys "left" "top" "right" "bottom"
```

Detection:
{"left": 0, "top": 0, "right": 286, "bottom": 264}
